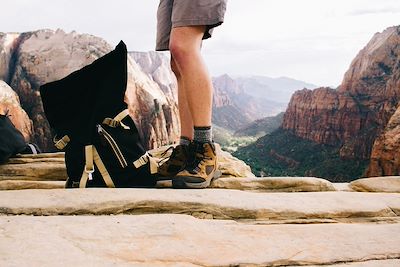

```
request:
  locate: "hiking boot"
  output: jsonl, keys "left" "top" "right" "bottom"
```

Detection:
{"left": 172, "top": 142, "right": 218, "bottom": 189}
{"left": 156, "top": 144, "right": 190, "bottom": 187}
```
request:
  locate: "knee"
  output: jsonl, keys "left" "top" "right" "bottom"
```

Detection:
{"left": 170, "top": 57, "right": 181, "bottom": 78}
{"left": 169, "top": 39, "right": 191, "bottom": 67}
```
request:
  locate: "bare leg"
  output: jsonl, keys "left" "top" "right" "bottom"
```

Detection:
{"left": 170, "top": 57, "right": 193, "bottom": 140}
{"left": 169, "top": 26, "right": 213, "bottom": 128}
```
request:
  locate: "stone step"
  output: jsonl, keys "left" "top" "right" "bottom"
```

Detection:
{"left": 0, "top": 153, "right": 67, "bottom": 181}
{"left": 1, "top": 215, "right": 399, "bottom": 267}
{"left": 0, "top": 180, "right": 65, "bottom": 190}
{"left": 1, "top": 189, "right": 399, "bottom": 222}
{"left": 0, "top": 177, "right": 338, "bottom": 192}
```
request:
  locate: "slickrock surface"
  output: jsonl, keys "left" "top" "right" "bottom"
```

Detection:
{"left": 0, "top": 180, "right": 64, "bottom": 190}
{"left": 1, "top": 215, "right": 400, "bottom": 267}
{"left": 350, "top": 176, "right": 400, "bottom": 193}
{"left": 1, "top": 189, "right": 400, "bottom": 222}
{"left": 0, "top": 153, "right": 67, "bottom": 181}
{"left": 1, "top": 154, "right": 400, "bottom": 266}
{"left": 210, "top": 177, "right": 335, "bottom": 192}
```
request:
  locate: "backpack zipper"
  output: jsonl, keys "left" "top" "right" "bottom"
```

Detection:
{"left": 97, "top": 125, "right": 128, "bottom": 168}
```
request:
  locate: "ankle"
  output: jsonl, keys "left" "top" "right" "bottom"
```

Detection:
{"left": 193, "top": 126, "right": 212, "bottom": 143}
{"left": 179, "top": 136, "right": 192, "bottom": 146}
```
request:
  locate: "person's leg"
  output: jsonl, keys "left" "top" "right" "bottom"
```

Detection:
{"left": 170, "top": 57, "right": 193, "bottom": 141}
{"left": 169, "top": 26, "right": 213, "bottom": 130}
{"left": 169, "top": 26, "right": 218, "bottom": 189}
{"left": 157, "top": 56, "right": 193, "bottom": 181}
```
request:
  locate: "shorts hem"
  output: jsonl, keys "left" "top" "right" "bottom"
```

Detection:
{"left": 172, "top": 18, "right": 224, "bottom": 28}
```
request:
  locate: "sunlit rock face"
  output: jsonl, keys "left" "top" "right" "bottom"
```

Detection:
{"left": 282, "top": 26, "right": 400, "bottom": 161}
{"left": 0, "top": 80, "right": 32, "bottom": 140}
{"left": 0, "top": 29, "right": 180, "bottom": 151}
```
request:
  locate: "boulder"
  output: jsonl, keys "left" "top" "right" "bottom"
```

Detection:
{"left": 350, "top": 176, "right": 400, "bottom": 193}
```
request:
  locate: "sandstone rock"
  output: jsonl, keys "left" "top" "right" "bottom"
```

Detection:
{"left": 350, "top": 176, "right": 400, "bottom": 193}
{"left": 332, "top": 183, "right": 352, "bottom": 191}
{"left": 0, "top": 80, "right": 32, "bottom": 139}
{"left": 129, "top": 51, "right": 177, "bottom": 101}
{"left": 0, "top": 153, "right": 67, "bottom": 181}
{"left": 282, "top": 26, "right": 400, "bottom": 160}
{"left": 308, "top": 260, "right": 400, "bottom": 267}
{"left": 125, "top": 56, "right": 180, "bottom": 149}
{"left": 366, "top": 105, "right": 400, "bottom": 176}
{"left": 0, "top": 29, "right": 180, "bottom": 151}
{"left": 1, "top": 215, "right": 399, "bottom": 266}
{"left": 0, "top": 180, "right": 64, "bottom": 190}
{"left": 6, "top": 30, "right": 112, "bottom": 150}
{"left": 1, "top": 189, "right": 399, "bottom": 221}
{"left": 211, "top": 177, "right": 336, "bottom": 192}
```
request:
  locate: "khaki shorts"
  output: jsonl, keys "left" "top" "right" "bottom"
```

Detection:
{"left": 156, "top": 0, "right": 227, "bottom": 51}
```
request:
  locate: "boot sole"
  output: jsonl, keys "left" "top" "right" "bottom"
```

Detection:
{"left": 172, "top": 170, "right": 222, "bottom": 189}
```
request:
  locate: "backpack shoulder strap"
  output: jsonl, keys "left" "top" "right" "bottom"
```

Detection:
{"left": 102, "top": 109, "right": 130, "bottom": 129}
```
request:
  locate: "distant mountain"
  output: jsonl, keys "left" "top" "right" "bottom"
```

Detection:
{"left": 234, "top": 112, "right": 284, "bottom": 138}
{"left": 235, "top": 25, "right": 400, "bottom": 181}
{"left": 235, "top": 75, "right": 318, "bottom": 103}
{"left": 212, "top": 74, "right": 287, "bottom": 130}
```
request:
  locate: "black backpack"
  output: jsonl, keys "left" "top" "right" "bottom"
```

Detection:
{"left": 40, "top": 41, "right": 157, "bottom": 188}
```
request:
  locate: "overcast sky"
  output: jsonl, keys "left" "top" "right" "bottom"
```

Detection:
{"left": 1, "top": 0, "right": 399, "bottom": 86}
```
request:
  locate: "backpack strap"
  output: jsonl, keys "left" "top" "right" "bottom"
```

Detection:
{"left": 133, "top": 152, "right": 159, "bottom": 174}
{"left": 102, "top": 109, "right": 130, "bottom": 129}
{"left": 79, "top": 145, "right": 115, "bottom": 188}
{"left": 54, "top": 135, "right": 70, "bottom": 150}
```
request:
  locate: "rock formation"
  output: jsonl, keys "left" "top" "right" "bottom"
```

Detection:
{"left": 366, "top": 105, "right": 400, "bottom": 176}
{"left": 0, "top": 29, "right": 180, "bottom": 151}
{"left": 1, "top": 152, "right": 400, "bottom": 266}
{"left": 282, "top": 26, "right": 400, "bottom": 163}
{"left": 129, "top": 51, "right": 177, "bottom": 101}
{"left": 0, "top": 80, "right": 32, "bottom": 139}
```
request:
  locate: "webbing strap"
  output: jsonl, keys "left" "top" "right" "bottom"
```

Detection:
{"left": 133, "top": 152, "right": 159, "bottom": 174}
{"left": 93, "top": 147, "right": 115, "bottom": 188}
{"left": 102, "top": 109, "right": 130, "bottom": 129}
{"left": 79, "top": 145, "right": 115, "bottom": 188}
{"left": 80, "top": 145, "right": 94, "bottom": 188}
{"left": 54, "top": 135, "right": 70, "bottom": 150}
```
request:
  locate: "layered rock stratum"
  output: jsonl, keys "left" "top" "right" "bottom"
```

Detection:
{"left": 0, "top": 153, "right": 400, "bottom": 266}
{"left": 0, "top": 29, "right": 179, "bottom": 151}
{"left": 281, "top": 25, "right": 400, "bottom": 175}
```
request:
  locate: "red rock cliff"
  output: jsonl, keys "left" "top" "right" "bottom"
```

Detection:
{"left": 282, "top": 26, "right": 400, "bottom": 161}
{"left": 366, "top": 104, "right": 400, "bottom": 176}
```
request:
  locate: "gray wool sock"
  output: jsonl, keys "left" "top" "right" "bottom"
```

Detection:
{"left": 193, "top": 126, "right": 212, "bottom": 143}
{"left": 179, "top": 136, "right": 191, "bottom": 146}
